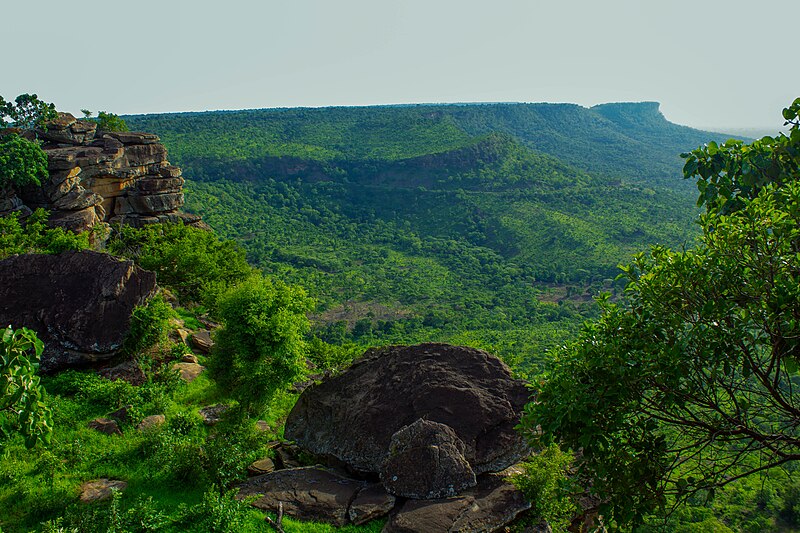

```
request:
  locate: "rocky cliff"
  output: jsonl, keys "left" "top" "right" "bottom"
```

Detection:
{"left": 2, "top": 112, "right": 201, "bottom": 233}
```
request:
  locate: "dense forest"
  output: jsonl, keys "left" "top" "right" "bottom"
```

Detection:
{"left": 125, "top": 103, "right": 719, "bottom": 371}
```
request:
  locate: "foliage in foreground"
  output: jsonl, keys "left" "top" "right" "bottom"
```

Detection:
{"left": 107, "top": 221, "right": 253, "bottom": 308}
{"left": 0, "top": 326, "right": 52, "bottom": 449}
{"left": 521, "top": 98, "right": 800, "bottom": 527}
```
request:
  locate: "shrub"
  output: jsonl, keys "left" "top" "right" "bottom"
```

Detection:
{"left": 208, "top": 275, "right": 312, "bottom": 416}
{"left": 511, "top": 444, "right": 578, "bottom": 533}
{"left": 124, "top": 294, "right": 175, "bottom": 355}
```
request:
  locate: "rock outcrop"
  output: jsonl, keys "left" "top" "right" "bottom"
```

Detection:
{"left": 381, "top": 419, "right": 477, "bottom": 499}
{"left": 1, "top": 112, "right": 201, "bottom": 233}
{"left": 0, "top": 250, "right": 157, "bottom": 372}
{"left": 285, "top": 343, "right": 530, "bottom": 477}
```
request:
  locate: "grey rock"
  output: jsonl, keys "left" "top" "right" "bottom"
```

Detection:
{"left": 381, "top": 419, "right": 476, "bottom": 499}
{"left": 285, "top": 343, "right": 530, "bottom": 476}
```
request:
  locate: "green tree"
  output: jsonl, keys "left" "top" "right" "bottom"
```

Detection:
{"left": 95, "top": 111, "right": 129, "bottom": 132}
{"left": 520, "top": 98, "right": 800, "bottom": 527}
{"left": 0, "top": 326, "right": 53, "bottom": 448}
{"left": 208, "top": 275, "right": 312, "bottom": 416}
{"left": 0, "top": 93, "right": 57, "bottom": 129}
{"left": 0, "top": 133, "right": 48, "bottom": 189}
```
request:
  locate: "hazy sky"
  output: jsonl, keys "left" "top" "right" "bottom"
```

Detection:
{"left": 3, "top": 0, "right": 797, "bottom": 130}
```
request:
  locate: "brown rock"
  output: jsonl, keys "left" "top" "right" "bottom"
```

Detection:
{"left": 381, "top": 419, "right": 476, "bottom": 499}
{"left": 128, "top": 192, "right": 184, "bottom": 214}
{"left": 107, "top": 405, "right": 132, "bottom": 423}
{"left": 181, "top": 353, "right": 199, "bottom": 364}
{"left": 384, "top": 474, "right": 531, "bottom": 533}
{"left": 285, "top": 343, "right": 530, "bottom": 476}
{"left": 104, "top": 131, "right": 160, "bottom": 145}
{"left": 99, "top": 359, "right": 146, "bottom": 386}
{"left": 247, "top": 458, "right": 276, "bottom": 476}
{"left": 236, "top": 467, "right": 365, "bottom": 527}
{"left": 52, "top": 188, "right": 102, "bottom": 211}
{"left": 83, "top": 176, "right": 136, "bottom": 198}
{"left": 88, "top": 418, "right": 122, "bottom": 436}
{"left": 349, "top": 483, "right": 396, "bottom": 525}
{"left": 256, "top": 420, "right": 271, "bottom": 432}
{"left": 137, "top": 414, "right": 166, "bottom": 431}
{"left": 136, "top": 176, "right": 184, "bottom": 194}
{"left": 46, "top": 206, "right": 98, "bottom": 233}
{"left": 159, "top": 165, "right": 183, "bottom": 178}
{"left": 79, "top": 479, "right": 127, "bottom": 503}
{"left": 172, "top": 362, "right": 205, "bottom": 382}
{"left": 190, "top": 330, "right": 214, "bottom": 354}
{"left": 0, "top": 251, "right": 157, "bottom": 372}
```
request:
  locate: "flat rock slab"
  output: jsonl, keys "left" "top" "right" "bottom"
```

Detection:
{"left": 190, "top": 330, "right": 214, "bottom": 354}
{"left": 236, "top": 467, "right": 367, "bottom": 527}
{"left": 350, "top": 483, "right": 397, "bottom": 525}
{"left": 137, "top": 414, "right": 166, "bottom": 431}
{"left": 79, "top": 479, "right": 127, "bottom": 503}
{"left": 384, "top": 475, "right": 531, "bottom": 533}
{"left": 285, "top": 343, "right": 530, "bottom": 475}
{"left": 199, "top": 404, "right": 228, "bottom": 425}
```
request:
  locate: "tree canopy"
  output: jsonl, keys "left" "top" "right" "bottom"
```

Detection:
{"left": 0, "top": 94, "right": 57, "bottom": 130}
{"left": 520, "top": 98, "right": 800, "bottom": 527}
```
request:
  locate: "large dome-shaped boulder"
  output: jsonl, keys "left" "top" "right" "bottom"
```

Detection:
{"left": 285, "top": 343, "right": 530, "bottom": 476}
{"left": 0, "top": 250, "right": 157, "bottom": 372}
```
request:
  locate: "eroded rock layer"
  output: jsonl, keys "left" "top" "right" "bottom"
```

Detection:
{"left": 2, "top": 112, "right": 200, "bottom": 233}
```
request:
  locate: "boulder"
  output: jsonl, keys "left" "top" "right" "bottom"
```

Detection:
{"left": 46, "top": 206, "right": 99, "bottom": 233}
{"left": 99, "top": 359, "right": 147, "bottom": 386}
{"left": 0, "top": 251, "right": 157, "bottom": 372}
{"left": 384, "top": 474, "right": 531, "bottom": 533}
{"left": 285, "top": 343, "right": 530, "bottom": 476}
{"left": 190, "top": 330, "right": 214, "bottom": 354}
{"left": 199, "top": 404, "right": 229, "bottom": 426}
{"left": 235, "top": 467, "right": 366, "bottom": 527}
{"left": 381, "top": 419, "right": 476, "bottom": 499}
{"left": 79, "top": 479, "right": 127, "bottom": 503}
{"left": 137, "top": 414, "right": 166, "bottom": 431}
{"left": 127, "top": 192, "right": 184, "bottom": 214}
{"left": 172, "top": 362, "right": 205, "bottom": 382}
{"left": 247, "top": 458, "right": 276, "bottom": 476}
{"left": 37, "top": 113, "right": 97, "bottom": 145}
{"left": 88, "top": 418, "right": 122, "bottom": 436}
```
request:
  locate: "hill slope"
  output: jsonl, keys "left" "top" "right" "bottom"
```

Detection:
{"left": 124, "top": 102, "right": 724, "bottom": 368}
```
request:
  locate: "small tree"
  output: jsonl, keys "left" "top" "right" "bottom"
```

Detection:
{"left": 208, "top": 275, "right": 312, "bottom": 416}
{"left": 0, "top": 93, "right": 57, "bottom": 129}
{"left": 0, "top": 326, "right": 53, "bottom": 448}
{"left": 95, "top": 111, "right": 129, "bottom": 132}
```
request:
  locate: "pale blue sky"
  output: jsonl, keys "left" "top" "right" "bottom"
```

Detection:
{"left": 3, "top": 0, "right": 797, "bottom": 130}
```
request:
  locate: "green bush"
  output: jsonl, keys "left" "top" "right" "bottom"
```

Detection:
{"left": 107, "top": 222, "right": 252, "bottom": 308}
{"left": 511, "top": 444, "right": 578, "bottom": 533}
{"left": 0, "top": 209, "right": 91, "bottom": 259}
{"left": 124, "top": 294, "right": 175, "bottom": 355}
{"left": 208, "top": 275, "right": 312, "bottom": 416}
{"left": 0, "top": 133, "right": 48, "bottom": 189}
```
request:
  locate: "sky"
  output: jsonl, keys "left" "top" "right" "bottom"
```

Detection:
{"left": 3, "top": 0, "right": 798, "bottom": 131}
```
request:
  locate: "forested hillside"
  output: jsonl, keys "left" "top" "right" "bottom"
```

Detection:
{"left": 125, "top": 102, "right": 729, "bottom": 370}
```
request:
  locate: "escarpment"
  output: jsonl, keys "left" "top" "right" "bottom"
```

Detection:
{"left": 2, "top": 112, "right": 202, "bottom": 233}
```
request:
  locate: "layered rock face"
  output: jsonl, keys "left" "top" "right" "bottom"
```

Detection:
{"left": 3, "top": 112, "right": 200, "bottom": 232}
{"left": 0, "top": 250, "right": 157, "bottom": 372}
